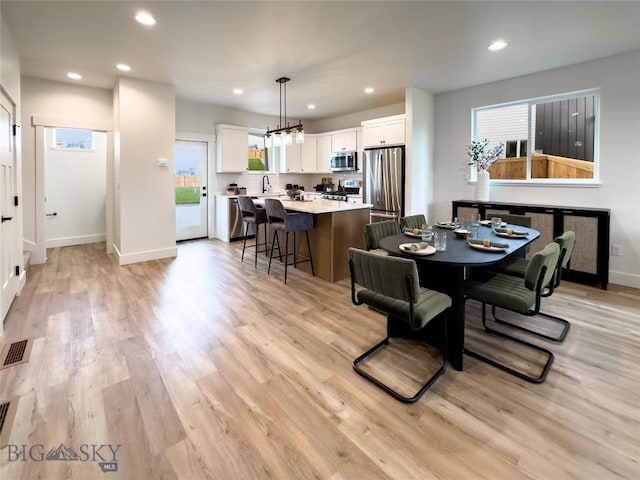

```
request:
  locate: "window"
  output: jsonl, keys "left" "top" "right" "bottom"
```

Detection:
{"left": 53, "top": 128, "right": 94, "bottom": 150}
{"left": 248, "top": 130, "right": 270, "bottom": 171}
{"left": 472, "top": 89, "right": 599, "bottom": 182}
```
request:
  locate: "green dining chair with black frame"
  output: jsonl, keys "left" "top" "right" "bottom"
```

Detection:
{"left": 492, "top": 231, "right": 575, "bottom": 342}
{"left": 364, "top": 220, "right": 400, "bottom": 256}
{"left": 347, "top": 247, "right": 452, "bottom": 403}
{"left": 399, "top": 214, "right": 426, "bottom": 232}
{"left": 464, "top": 241, "right": 560, "bottom": 383}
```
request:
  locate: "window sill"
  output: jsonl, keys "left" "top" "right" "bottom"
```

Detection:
{"left": 469, "top": 179, "right": 602, "bottom": 187}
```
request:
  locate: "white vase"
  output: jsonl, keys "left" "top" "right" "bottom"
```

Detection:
{"left": 476, "top": 170, "right": 490, "bottom": 202}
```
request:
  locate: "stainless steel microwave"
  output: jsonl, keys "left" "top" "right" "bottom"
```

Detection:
{"left": 330, "top": 151, "right": 357, "bottom": 172}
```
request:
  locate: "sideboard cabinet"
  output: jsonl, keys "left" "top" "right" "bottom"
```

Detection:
{"left": 452, "top": 200, "right": 610, "bottom": 289}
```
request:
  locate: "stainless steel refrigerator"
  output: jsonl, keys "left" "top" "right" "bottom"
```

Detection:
{"left": 363, "top": 146, "right": 405, "bottom": 223}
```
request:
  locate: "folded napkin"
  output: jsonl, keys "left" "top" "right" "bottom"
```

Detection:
{"left": 401, "top": 242, "right": 430, "bottom": 252}
{"left": 495, "top": 227, "right": 528, "bottom": 236}
{"left": 467, "top": 238, "right": 509, "bottom": 248}
{"left": 403, "top": 227, "right": 420, "bottom": 234}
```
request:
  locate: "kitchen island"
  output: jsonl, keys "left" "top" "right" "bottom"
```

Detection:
{"left": 255, "top": 197, "right": 372, "bottom": 282}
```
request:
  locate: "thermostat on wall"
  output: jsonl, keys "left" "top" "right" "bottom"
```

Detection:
{"left": 158, "top": 158, "right": 168, "bottom": 167}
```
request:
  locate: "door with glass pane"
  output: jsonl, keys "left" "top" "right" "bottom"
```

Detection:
{"left": 175, "top": 140, "right": 208, "bottom": 240}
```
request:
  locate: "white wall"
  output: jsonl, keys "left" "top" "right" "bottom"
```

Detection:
{"left": 406, "top": 87, "right": 434, "bottom": 219}
{"left": 114, "top": 78, "right": 176, "bottom": 264}
{"left": 20, "top": 77, "right": 112, "bottom": 251}
{"left": 308, "top": 103, "right": 405, "bottom": 133}
{"left": 44, "top": 128, "right": 107, "bottom": 247}
{"left": 433, "top": 50, "right": 640, "bottom": 288}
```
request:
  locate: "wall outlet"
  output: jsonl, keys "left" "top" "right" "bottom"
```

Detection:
{"left": 611, "top": 244, "right": 622, "bottom": 256}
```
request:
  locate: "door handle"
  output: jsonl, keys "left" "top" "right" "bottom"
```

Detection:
{"left": 1, "top": 216, "right": 12, "bottom": 223}
{"left": 201, "top": 193, "right": 207, "bottom": 197}
{"left": 46, "top": 212, "right": 58, "bottom": 217}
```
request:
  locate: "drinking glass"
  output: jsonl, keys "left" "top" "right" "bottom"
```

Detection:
{"left": 491, "top": 217, "right": 502, "bottom": 233}
{"left": 454, "top": 216, "right": 463, "bottom": 229}
{"left": 468, "top": 226, "right": 479, "bottom": 240}
{"left": 471, "top": 213, "right": 482, "bottom": 228}
{"left": 434, "top": 230, "right": 447, "bottom": 251}
{"left": 421, "top": 224, "right": 433, "bottom": 244}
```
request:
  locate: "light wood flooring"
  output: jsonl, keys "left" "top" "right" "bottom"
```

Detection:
{"left": 1, "top": 240, "right": 639, "bottom": 479}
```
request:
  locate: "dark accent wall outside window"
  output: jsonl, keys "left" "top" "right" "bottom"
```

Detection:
{"left": 535, "top": 96, "right": 595, "bottom": 162}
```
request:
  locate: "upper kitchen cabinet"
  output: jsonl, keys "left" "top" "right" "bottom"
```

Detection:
{"left": 331, "top": 129, "right": 358, "bottom": 153}
{"left": 216, "top": 124, "right": 249, "bottom": 172}
{"left": 362, "top": 114, "right": 405, "bottom": 148}
{"left": 316, "top": 134, "right": 332, "bottom": 173}
{"left": 281, "top": 135, "right": 317, "bottom": 173}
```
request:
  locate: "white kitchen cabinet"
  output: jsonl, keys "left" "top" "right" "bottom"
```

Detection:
{"left": 216, "top": 124, "right": 249, "bottom": 172}
{"left": 316, "top": 134, "right": 332, "bottom": 173}
{"left": 361, "top": 115, "right": 405, "bottom": 147}
{"left": 331, "top": 130, "right": 357, "bottom": 152}
{"left": 281, "top": 135, "right": 317, "bottom": 173}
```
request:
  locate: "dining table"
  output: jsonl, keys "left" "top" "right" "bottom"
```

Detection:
{"left": 378, "top": 223, "right": 540, "bottom": 371}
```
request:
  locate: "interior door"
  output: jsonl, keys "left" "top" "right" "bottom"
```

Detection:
{"left": 175, "top": 139, "right": 208, "bottom": 240}
{"left": 1, "top": 90, "right": 19, "bottom": 320}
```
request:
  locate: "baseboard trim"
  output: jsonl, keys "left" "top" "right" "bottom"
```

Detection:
{"left": 115, "top": 245, "right": 177, "bottom": 266}
{"left": 610, "top": 270, "right": 640, "bottom": 289}
{"left": 45, "top": 234, "right": 106, "bottom": 248}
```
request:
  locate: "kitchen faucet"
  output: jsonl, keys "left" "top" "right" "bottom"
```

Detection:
{"left": 262, "top": 175, "right": 270, "bottom": 193}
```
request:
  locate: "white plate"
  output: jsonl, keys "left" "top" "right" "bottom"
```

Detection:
{"left": 495, "top": 231, "right": 528, "bottom": 238}
{"left": 467, "top": 242, "right": 508, "bottom": 252}
{"left": 480, "top": 220, "right": 507, "bottom": 227}
{"left": 399, "top": 243, "right": 436, "bottom": 255}
{"left": 436, "top": 222, "right": 456, "bottom": 229}
{"left": 403, "top": 230, "right": 422, "bottom": 238}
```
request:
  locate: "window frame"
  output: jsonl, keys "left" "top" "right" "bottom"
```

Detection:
{"left": 470, "top": 88, "right": 600, "bottom": 186}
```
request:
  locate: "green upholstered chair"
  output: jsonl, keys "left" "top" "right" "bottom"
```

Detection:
{"left": 498, "top": 214, "right": 532, "bottom": 228}
{"left": 399, "top": 214, "right": 426, "bottom": 232}
{"left": 364, "top": 220, "right": 400, "bottom": 256}
{"left": 464, "top": 242, "right": 560, "bottom": 383}
{"left": 492, "top": 231, "right": 575, "bottom": 342}
{"left": 347, "top": 247, "right": 452, "bottom": 403}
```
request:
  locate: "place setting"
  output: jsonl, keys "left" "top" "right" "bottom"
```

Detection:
{"left": 494, "top": 227, "right": 529, "bottom": 238}
{"left": 399, "top": 242, "right": 437, "bottom": 255}
{"left": 466, "top": 237, "right": 509, "bottom": 252}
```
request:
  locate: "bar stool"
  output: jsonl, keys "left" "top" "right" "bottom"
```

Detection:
{"left": 264, "top": 198, "right": 315, "bottom": 284}
{"left": 238, "top": 196, "right": 268, "bottom": 268}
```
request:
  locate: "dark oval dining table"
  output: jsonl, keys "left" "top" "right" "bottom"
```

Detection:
{"left": 379, "top": 224, "right": 540, "bottom": 371}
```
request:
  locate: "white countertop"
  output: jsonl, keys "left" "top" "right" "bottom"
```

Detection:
{"left": 254, "top": 196, "right": 372, "bottom": 214}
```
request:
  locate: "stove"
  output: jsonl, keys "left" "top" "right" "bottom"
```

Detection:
{"left": 321, "top": 180, "right": 361, "bottom": 201}
{"left": 322, "top": 191, "right": 349, "bottom": 201}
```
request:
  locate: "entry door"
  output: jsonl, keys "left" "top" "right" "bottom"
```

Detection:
{"left": 175, "top": 140, "right": 208, "bottom": 240}
{"left": 1, "top": 90, "right": 19, "bottom": 320}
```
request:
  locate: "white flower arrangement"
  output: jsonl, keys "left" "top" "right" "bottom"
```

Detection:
{"left": 466, "top": 139, "right": 505, "bottom": 171}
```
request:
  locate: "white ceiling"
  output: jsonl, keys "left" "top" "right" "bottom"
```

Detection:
{"left": 2, "top": 1, "right": 639, "bottom": 121}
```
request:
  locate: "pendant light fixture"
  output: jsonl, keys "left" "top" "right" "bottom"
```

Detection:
{"left": 265, "top": 77, "right": 304, "bottom": 148}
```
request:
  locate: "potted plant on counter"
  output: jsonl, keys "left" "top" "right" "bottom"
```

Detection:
{"left": 466, "top": 139, "right": 504, "bottom": 202}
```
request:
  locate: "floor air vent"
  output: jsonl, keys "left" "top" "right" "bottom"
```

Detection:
{"left": 0, "top": 398, "right": 19, "bottom": 447}
{"left": 1, "top": 339, "right": 33, "bottom": 369}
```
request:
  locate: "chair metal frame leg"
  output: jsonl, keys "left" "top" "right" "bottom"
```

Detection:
{"left": 352, "top": 313, "right": 448, "bottom": 403}
{"left": 241, "top": 222, "right": 249, "bottom": 263}
{"left": 492, "top": 305, "right": 570, "bottom": 342}
{"left": 464, "top": 301, "right": 554, "bottom": 383}
{"left": 305, "top": 231, "right": 315, "bottom": 276}
{"left": 267, "top": 230, "right": 282, "bottom": 275}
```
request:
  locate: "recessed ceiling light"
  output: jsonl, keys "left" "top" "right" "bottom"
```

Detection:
{"left": 116, "top": 63, "right": 132, "bottom": 72}
{"left": 364, "top": 87, "right": 375, "bottom": 94}
{"left": 67, "top": 72, "right": 82, "bottom": 80}
{"left": 233, "top": 88, "right": 244, "bottom": 95}
{"left": 488, "top": 39, "right": 508, "bottom": 51}
{"left": 135, "top": 11, "right": 156, "bottom": 26}
{"left": 307, "top": 104, "right": 316, "bottom": 110}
